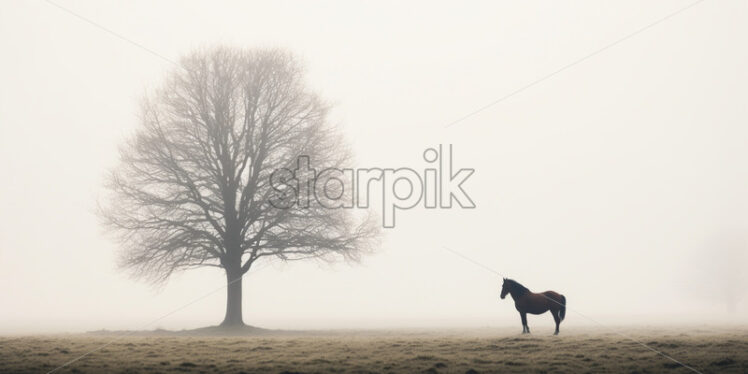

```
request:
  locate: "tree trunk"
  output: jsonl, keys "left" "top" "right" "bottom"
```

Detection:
{"left": 220, "top": 266, "right": 245, "bottom": 326}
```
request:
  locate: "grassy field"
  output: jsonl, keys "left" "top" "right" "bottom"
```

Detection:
{"left": 1, "top": 327, "right": 746, "bottom": 374}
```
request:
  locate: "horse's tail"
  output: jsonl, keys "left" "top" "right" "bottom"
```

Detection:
{"left": 559, "top": 295, "right": 566, "bottom": 321}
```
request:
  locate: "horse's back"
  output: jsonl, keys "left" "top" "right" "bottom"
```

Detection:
{"left": 541, "top": 290, "right": 565, "bottom": 308}
{"left": 542, "top": 290, "right": 563, "bottom": 299}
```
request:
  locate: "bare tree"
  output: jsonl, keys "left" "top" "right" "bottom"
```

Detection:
{"left": 101, "top": 47, "right": 378, "bottom": 327}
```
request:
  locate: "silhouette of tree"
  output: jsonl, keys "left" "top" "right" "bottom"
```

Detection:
{"left": 101, "top": 47, "right": 378, "bottom": 326}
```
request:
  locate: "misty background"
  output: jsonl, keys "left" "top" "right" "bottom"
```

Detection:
{"left": 1, "top": 0, "right": 747, "bottom": 334}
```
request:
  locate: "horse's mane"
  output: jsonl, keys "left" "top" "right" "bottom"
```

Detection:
{"left": 506, "top": 279, "right": 530, "bottom": 296}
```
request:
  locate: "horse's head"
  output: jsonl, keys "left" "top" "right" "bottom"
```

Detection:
{"left": 500, "top": 278, "right": 509, "bottom": 299}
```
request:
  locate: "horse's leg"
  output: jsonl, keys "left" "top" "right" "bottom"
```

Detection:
{"left": 521, "top": 312, "right": 529, "bottom": 334}
{"left": 552, "top": 309, "right": 560, "bottom": 335}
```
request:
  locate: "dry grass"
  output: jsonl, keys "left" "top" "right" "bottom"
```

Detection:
{"left": 1, "top": 327, "right": 747, "bottom": 374}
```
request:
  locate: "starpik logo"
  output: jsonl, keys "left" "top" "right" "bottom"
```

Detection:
{"left": 269, "top": 145, "right": 475, "bottom": 228}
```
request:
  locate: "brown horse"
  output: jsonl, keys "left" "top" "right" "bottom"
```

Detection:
{"left": 500, "top": 278, "right": 566, "bottom": 335}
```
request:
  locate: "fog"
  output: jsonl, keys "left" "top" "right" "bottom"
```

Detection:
{"left": 1, "top": 0, "right": 747, "bottom": 334}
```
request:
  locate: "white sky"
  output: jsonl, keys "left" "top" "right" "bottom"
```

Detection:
{"left": 1, "top": 0, "right": 748, "bottom": 334}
